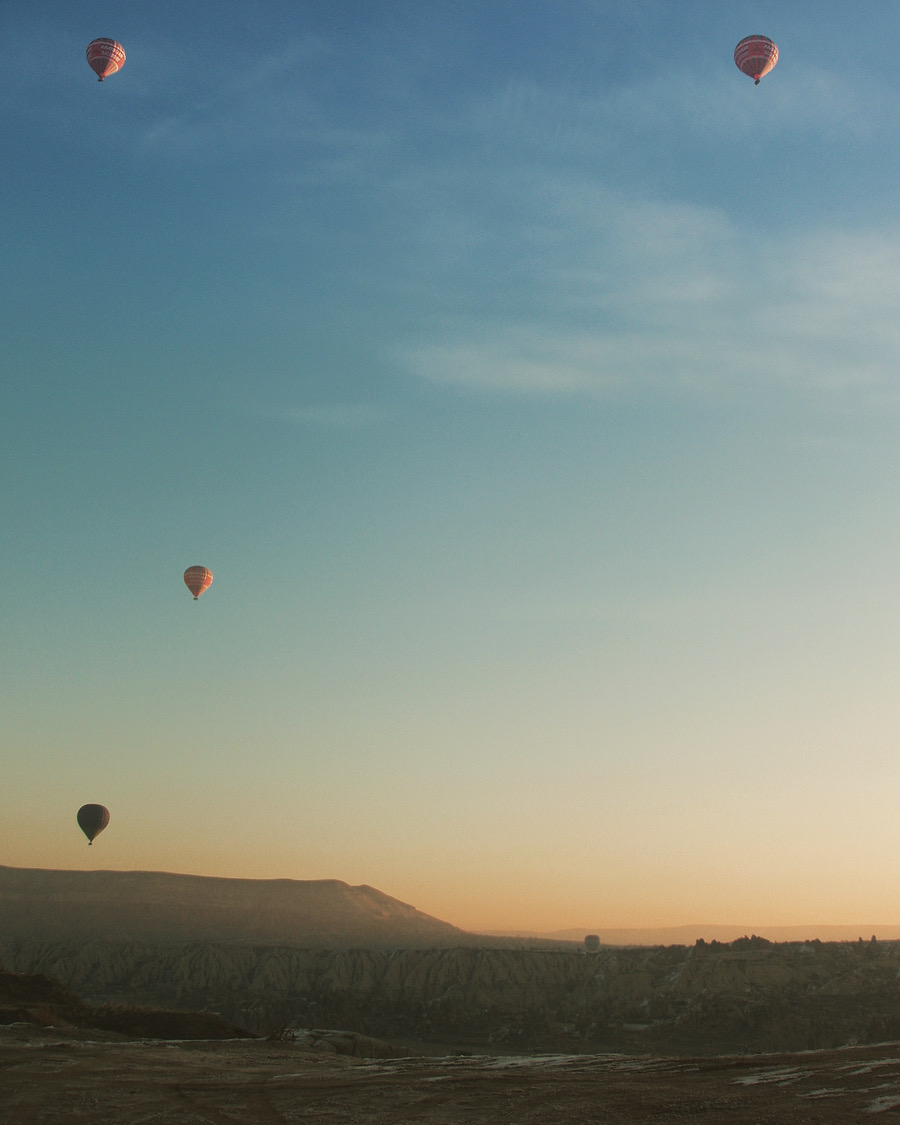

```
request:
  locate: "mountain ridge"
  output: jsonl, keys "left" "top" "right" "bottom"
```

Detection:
{"left": 0, "top": 865, "right": 474, "bottom": 947}
{"left": 9, "top": 866, "right": 898, "bottom": 950}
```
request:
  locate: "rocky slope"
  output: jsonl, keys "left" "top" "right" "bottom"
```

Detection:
{"left": 4, "top": 935, "right": 900, "bottom": 1055}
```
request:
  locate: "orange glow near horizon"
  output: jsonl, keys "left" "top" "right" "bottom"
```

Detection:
{"left": 8, "top": 796, "right": 900, "bottom": 940}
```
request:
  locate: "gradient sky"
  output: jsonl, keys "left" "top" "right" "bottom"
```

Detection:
{"left": 4, "top": 1, "right": 900, "bottom": 935}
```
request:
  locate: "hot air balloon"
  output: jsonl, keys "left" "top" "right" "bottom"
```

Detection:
{"left": 77, "top": 804, "right": 110, "bottom": 845}
{"left": 184, "top": 565, "right": 213, "bottom": 600}
{"left": 86, "top": 38, "right": 125, "bottom": 82}
{"left": 734, "top": 35, "right": 778, "bottom": 85}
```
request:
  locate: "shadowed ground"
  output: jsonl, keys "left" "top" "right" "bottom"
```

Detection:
{"left": 4, "top": 1024, "right": 900, "bottom": 1124}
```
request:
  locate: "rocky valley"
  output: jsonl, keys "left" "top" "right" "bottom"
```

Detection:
{"left": 4, "top": 936, "right": 900, "bottom": 1056}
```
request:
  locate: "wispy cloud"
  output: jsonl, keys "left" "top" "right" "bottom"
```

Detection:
{"left": 95, "top": 21, "right": 900, "bottom": 406}
{"left": 455, "top": 56, "right": 899, "bottom": 170}
{"left": 397, "top": 184, "right": 900, "bottom": 400}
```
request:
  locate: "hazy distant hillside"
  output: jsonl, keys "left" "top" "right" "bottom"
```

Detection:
{"left": 533, "top": 923, "right": 900, "bottom": 945}
{"left": 0, "top": 866, "right": 475, "bottom": 948}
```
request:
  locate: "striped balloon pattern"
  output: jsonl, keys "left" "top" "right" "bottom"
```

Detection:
{"left": 184, "top": 566, "right": 214, "bottom": 600}
{"left": 734, "top": 35, "right": 779, "bottom": 85}
{"left": 86, "top": 38, "right": 126, "bottom": 82}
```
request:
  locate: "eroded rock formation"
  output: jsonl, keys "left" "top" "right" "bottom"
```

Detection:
{"left": 4, "top": 937, "right": 899, "bottom": 1055}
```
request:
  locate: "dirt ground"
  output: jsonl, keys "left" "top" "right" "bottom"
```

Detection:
{"left": 4, "top": 1024, "right": 900, "bottom": 1123}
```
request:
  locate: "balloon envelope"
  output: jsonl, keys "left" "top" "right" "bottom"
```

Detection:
{"left": 184, "top": 565, "right": 213, "bottom": 600}
{"left": 86, "top": 38, "right": 125, "bottom": 82}
{"left": 77, "top": 804, "right": 110, "bottom": 844}
{"left": 734, "top": 35, "right": 778, "bottom": 84}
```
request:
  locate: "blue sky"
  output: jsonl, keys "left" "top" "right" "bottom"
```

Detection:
{"left": 4, "top": 1, "right": 900, "bottom": 933}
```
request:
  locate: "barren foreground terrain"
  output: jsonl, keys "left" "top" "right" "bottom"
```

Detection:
{"left": 5, "top": 1024, "right": 900, "bottom": 1123}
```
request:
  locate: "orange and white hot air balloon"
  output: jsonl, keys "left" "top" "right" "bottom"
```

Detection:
{"left": 86, "top": 38, "right": 125, "bottom": 82}
{"left": 734, "top": 35, "right": 778, "bottom": 85}
{"left": 184, "top": 566, "right": 213, "bottom": 600}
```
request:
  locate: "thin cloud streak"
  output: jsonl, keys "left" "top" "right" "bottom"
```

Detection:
{"left": 399, "top": 195, "right": 900, "bottom": 399}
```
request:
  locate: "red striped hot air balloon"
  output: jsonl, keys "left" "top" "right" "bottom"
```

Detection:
{"left": 184, "top": 566, "right": 213, "bottom": 600}
{"left": 86, "top": 38, "right": 125, "bottom": 82}
{"left": 734, "top": 35, "right": 778, "bottom": 85}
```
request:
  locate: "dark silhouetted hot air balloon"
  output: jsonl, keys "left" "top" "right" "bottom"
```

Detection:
{"left": 184, "top": 565, "right": 213, "bottom": 600}
{"left": 77, "top": 804, "right": 110, "bottom": 845}
{"left": 734, "top": 35, "right": 778, "bottom": 85}
{"left": 86, "top": 38, "right": 125, "bottom": 82}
